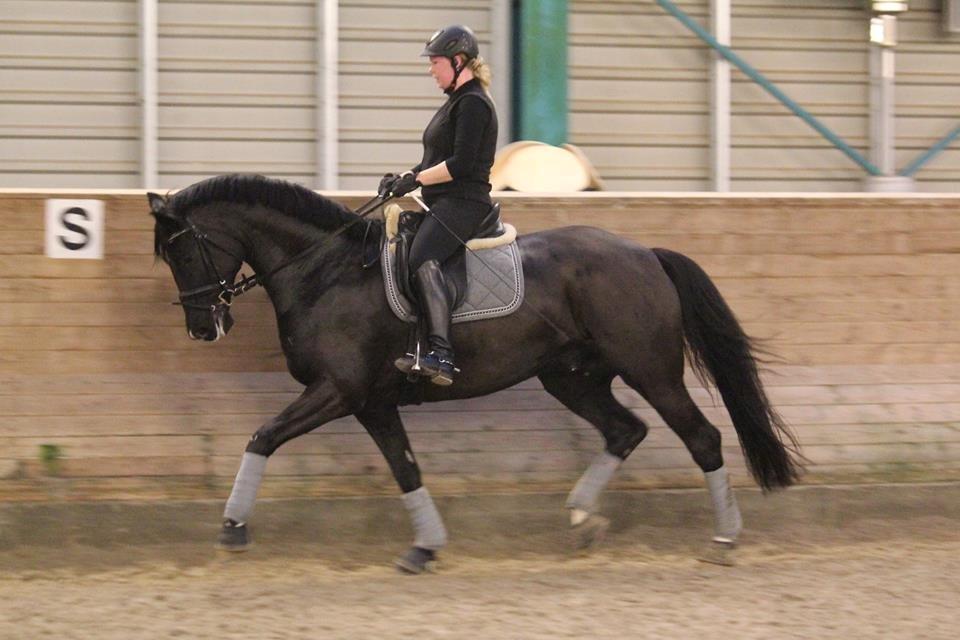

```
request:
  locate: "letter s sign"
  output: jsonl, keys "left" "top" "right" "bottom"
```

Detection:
{"left": 45, "top": 199, "right": 105, "bottom": 259}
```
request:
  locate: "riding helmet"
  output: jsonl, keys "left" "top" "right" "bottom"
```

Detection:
{"left": 421, "top": 25, "right": 480, "bottom": 60}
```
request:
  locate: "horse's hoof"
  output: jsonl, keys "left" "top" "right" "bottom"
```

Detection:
{"left": 395, "top": 546, "right": 437, "bottom": 574}
{"left": 215, "top": 519, "right": 251, "bottom": 552}
{"left": 570, "top": 514, "right": 609, "bottom": 551}
{"left": 698, "top": 538, "right": 737, "bottom": 566}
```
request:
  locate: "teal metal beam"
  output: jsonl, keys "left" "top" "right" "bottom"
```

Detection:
{"left": 899, "top": 125, "right": 960, "bottom": 177}
{"left": 656, "top": 0, "right": 882, "bottom": 176}
{"left": 518, "top": 0, "right": 568, "bottom": 145}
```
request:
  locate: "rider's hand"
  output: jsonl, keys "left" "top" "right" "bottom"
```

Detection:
{"left": 390, "top": 172, "right": 421, "bottom": 197}
{"left": 378, "top": 173, "right": 398, "bottom": 197}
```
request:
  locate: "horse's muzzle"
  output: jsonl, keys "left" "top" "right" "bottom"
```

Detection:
{"left": 187, "top": 306, "right": 234, "bottom": 341}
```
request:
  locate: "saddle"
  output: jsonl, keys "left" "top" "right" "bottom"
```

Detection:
{"left": 381, "top": 202, "right": 524, "bottom": 325}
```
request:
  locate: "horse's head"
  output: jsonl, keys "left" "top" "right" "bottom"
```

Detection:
{"left": 149, "top": 192, "right": 242, "bottom": 342}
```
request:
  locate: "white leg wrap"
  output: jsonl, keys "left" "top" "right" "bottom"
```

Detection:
{"left": 402, "top": 487, "right": 448, "bottom": 550}
{"left": 705, "top": 466, "right": 743, "bottom": 542}
{"left": 223, "top": 452, "right": 268, "bottom": 524}
{"left": 566, "top": 451, "right": 622, "bottom": 513}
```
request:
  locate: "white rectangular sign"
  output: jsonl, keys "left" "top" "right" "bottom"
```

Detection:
{"left": 45, "top": 199, "right": 105, "bottom": 260}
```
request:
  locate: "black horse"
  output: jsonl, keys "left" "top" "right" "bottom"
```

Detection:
{"left": 150, "top": 174, "right": 801, "bottom": 572}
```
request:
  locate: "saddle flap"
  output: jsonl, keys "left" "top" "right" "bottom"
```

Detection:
{"left": 382, "top": 225, "right": 524, "bottom": 325}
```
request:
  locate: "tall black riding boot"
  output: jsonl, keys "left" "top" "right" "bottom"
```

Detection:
{"left": 394, "top": 260, "right": 458, "bottom": 385}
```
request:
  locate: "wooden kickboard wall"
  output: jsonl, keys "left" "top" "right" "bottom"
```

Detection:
{"left": 1, "top": 192, "right": 959, "bottom": 500}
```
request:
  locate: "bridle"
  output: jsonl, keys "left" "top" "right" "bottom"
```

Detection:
{"left": 162, "top": 193, "right": 389, "bottom": 319}
{"left": 163, "top": 220, "right": 257, "bottom": 314}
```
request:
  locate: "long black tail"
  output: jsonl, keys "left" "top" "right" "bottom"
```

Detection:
{"left": 653, "top": 248, "right": 803, "bottom": 490}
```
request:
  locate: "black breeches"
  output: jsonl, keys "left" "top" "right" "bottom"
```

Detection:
{"left": 408, "top": 197, "right": 490, "bottom": 271}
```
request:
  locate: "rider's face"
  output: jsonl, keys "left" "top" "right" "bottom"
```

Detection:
{"left": 428, "top": 55, "right": 458, "bottom": 89}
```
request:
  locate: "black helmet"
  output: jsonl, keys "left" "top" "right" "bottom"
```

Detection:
{"left": 421, "top": 25, "right": 479, "bottom": 60}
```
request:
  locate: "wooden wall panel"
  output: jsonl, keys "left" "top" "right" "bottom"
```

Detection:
{"left": 1, "top": 191, "right": 959, "bottom": 501}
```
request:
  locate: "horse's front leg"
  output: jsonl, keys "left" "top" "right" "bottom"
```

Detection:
{"left": 217, "top": 380, "right": 351, "bottom": 551}
{"left": 355, "top": 404, "right": 446, "bottom": 574}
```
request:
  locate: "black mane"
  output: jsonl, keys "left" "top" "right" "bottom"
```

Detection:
{"left": 165, "top": 173, "right": 374, "bottom": 241}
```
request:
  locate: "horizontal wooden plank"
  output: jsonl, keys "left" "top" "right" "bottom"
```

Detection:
{"left": 10, "top": 340, "right": 959, "bottom": 373}
{"left": 719, "top": 276, "right": 960, "bottom": 300}
{"left": 26, "top": 443, "right": 932, "bottom": 477}
{"left": 6, "top": 379, "right": 960, "bottom": 415}
{"left": 5, "top": 461, "right": 960, "bottom": 501}
{"left": 771, "top": 343, "right": 960, "bottom": 365}
{"left": 743, "top": 321, "right": 960, "bottom": 345}
{"left": 0, "top": 411, "right": 960, "bottom": 460}
{"left": 1, "top": 297, "right": 958, "bottom": 328}
{"left": 9, "top": 228, "right": 960, "bottom": 257}
{"left": 506, "top": 207, "right": 958, "bottom": 236}
{"left": 5, "top": 321, "right": 960, "bottom": 355}
{"left": 0, "top": 255, "right": 175, "bottom": 279}
{"left": 0, "top": 324, "right": 280, "bottom": 351}
{"left": 0, "top": 349, "right": 287, "bottom": 374}
{"left": 0, "top": 301, "right": 278, "bottom": 326}
{"left": 0, "top": 278, "right": 179, "bottom": 303}
{"left": 6, "top": 364, "right": 960, "bottom": 397}
{"left": 0, "top": 372, "right": 304, "bottom": 395}
{"left": 18, "top": 438, "right": 956, "bottom": 479}
{"left": 5, "top": 422, "right": 956, "bottom": 461}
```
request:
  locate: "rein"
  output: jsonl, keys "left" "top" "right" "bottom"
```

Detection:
{"left": 167, "top": 193, "right": 389, "bottom": 310}
{"left": 244, "top": 193, "right": 389, "bottom": 290}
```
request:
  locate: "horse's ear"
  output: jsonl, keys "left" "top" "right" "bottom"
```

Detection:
{"left": 147, "top": 192, "right": 168, "bottom": 217}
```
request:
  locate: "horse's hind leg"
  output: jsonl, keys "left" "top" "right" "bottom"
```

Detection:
{"left": 539, "top": 367, "right": 648, "bottom": 548}
{"left": 627, "top": 373, "right": 743, "bottom": 558}
{"left": 355, "top": 404, "right": 446, "bottom": 574}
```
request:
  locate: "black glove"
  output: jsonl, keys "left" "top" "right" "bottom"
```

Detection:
{"left": 377, "top": 173, "right": 398, "bottom": 197}
{"left": 390, "top": 172, "right": 421, "bottom": 197}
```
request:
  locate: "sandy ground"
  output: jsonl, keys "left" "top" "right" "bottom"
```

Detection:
{"left": 1, "top": 484, "right": 958, "bottom": 639}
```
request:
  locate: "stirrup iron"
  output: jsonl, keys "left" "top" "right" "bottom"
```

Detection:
{"left": 411, "top": 339, "right": 422, "bottom": 373}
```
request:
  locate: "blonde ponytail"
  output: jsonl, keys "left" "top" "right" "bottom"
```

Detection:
{"left": 468, "top": 56, "right": 492, "bottom": 91}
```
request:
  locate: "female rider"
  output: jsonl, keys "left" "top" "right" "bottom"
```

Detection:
{"left": 383, "top": 25, "right": 499, "bottom": 386}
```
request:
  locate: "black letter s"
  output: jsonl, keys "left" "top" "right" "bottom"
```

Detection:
{"left": 59, "top": 207, "right": 90, "bottom": 250}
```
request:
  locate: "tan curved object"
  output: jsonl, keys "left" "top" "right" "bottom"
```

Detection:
{"left": 490, "top": 140, "right": 547, "bottom": 190}
{"left": 562, "top": 143, "right": 605, "bottom": 191}
{"left": 491, "top": 141, "right": 602, "bottom": 192}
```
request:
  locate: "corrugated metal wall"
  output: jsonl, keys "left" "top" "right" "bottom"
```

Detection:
{"left": 157, "top": 1, "right": 318, "bottom": 187}
{"left": 728, "top": 0, "right": 960, "bottom": 191}
{"left": 896, "top": 0, "right": 960, "bottom": 189}
{"left": 0, "top": 0, "right": 494, "bottom": 191}
{"left": 337, "top": 0, "right": 495, "bottom": 190}
{"left": 0, "top": 1, "right": 140, "bottom": 188}
{"left": 728, "top": 0, "right": 869, "bottom": 191}
{"left": 569, "top": 0, "right": 960, "bottom": 191}
{"left": 1, "top": 1, "right": 957, "bottom": 191}
{"left": 569, "top": 1, "right": 712, "bottom": 191}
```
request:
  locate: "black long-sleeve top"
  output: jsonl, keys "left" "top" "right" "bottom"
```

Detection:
{"left": 412, "top": 79, "right": 498, "bottom": 205}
